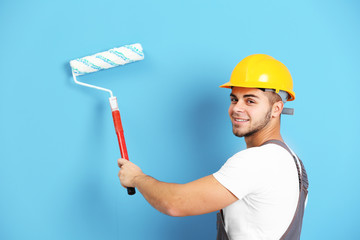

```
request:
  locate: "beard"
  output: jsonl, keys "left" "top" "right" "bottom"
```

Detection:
{"left": 232, "top": 109, "right": 272, "bottom": 138}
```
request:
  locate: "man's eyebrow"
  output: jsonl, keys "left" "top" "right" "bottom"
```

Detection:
{"left": 230, "top": 93, "right": 260, "bottom": 98}
{"left": 243, "top": 94, "right": 260, "bottom": 99}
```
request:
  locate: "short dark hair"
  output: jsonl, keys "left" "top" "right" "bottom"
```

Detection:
{"left": 266, "top": 92, "right": 282, "bottom": 105}
{"left": 259, "top": 89, "right": 282, "bottom": 106}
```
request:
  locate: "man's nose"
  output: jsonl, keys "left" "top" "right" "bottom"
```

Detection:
{"left": 233, "top": 101, "right": 246, "bottom": 113}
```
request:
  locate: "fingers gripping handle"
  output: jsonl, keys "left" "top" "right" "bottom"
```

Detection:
{"left": 110, "top": 97, "right": 136, "bottom": 195}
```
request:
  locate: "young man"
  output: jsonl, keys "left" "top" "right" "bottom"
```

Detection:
{"left": 118, "top": 54, "right": 308, "bottom": 240}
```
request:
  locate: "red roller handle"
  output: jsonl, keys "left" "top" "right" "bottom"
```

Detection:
{"left": 111, "top": 108, "right": 136, "bottom": 195}
{"left": 112, "top": 110, "right": 128, "bottom": 159}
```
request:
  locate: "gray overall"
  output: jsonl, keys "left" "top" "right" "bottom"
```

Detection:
{"left": 216, "top": 140, "right": 309, "bottom": 240}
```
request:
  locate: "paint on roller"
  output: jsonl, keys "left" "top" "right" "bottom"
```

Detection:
{"left": 70, "top": 43, "right": 144, "bottom": 97}
{"left": 70, "top": 43, "right": 144, "bottom": 76}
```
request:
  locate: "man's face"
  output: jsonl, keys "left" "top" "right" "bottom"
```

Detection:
{"left": 228, "top": 87, "right": 273, "bottom": 138}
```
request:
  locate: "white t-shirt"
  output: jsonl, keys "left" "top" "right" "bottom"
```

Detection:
{"left": 213, "top": 143, "right": 300, "bottom": 240}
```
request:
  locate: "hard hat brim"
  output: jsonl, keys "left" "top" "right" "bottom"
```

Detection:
{"left": 219, "top": 81, "right": 295, "bottom": 101}
{"left": 219, "top": 81, "right": 232, "bottom": 89}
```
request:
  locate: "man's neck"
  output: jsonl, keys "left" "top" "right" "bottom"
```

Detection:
{"left": 244, "top": 124, "right": 283, "bottom": 148}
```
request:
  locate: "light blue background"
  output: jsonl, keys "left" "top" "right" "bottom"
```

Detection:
{"left": 1, "top": 0, "right": 359, "bottom": 239}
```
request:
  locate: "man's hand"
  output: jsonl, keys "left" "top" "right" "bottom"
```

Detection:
{"left": 117, "top": 158, "right": 145, "bottom": 188}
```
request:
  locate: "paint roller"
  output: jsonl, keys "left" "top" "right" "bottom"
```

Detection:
{"left": 70, "top": 43, "right": 144, "bottom": 195}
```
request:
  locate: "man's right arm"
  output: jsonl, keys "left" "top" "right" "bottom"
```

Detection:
{"left": 118, "top": 158, "right": 238, "bottom": 217}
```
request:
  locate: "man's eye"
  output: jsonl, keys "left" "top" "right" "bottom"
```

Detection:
{"left": 230, "top": 98, "right": 237, "bottom": 103}
{"left": 247, "top": 99, "right": 255, "bottom": 104}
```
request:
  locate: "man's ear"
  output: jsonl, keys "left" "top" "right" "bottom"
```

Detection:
{"left": 272, "top": 101, "right": 284, "bottom": 118}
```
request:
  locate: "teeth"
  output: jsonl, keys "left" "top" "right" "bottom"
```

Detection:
{"left": 235, "top": 119, "right": 248, "bottom": 122}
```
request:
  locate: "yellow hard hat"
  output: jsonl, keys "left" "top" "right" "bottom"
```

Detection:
{"left": 220, "top": 54, "right": 295, "bottom": 101}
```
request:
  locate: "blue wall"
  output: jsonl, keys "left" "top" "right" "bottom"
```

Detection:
{"left": 1, "top": 0, "right": 359, "bottom": 239}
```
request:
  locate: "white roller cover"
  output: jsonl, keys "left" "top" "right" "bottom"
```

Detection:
{"left": 70, "top": 43, "right": 144, "bottom": 76}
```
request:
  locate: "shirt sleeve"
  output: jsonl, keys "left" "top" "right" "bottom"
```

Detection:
{"left": 213, "top": 149, "right": 267, "bottom": 200}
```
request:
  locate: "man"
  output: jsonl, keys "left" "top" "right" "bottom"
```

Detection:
{"left": 118, "top": 54, "right": 308, "bottom": 240}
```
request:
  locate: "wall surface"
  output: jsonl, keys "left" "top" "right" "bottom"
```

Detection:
{"left": 1, "top": 0, "right": 359, "bottom": 239}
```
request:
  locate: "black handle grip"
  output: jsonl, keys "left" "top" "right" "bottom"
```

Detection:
{"left": 127, "top": 187, "right": 136, "bottom": 195}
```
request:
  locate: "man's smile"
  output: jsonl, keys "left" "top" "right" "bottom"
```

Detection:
{"left": 234, "top": 118, "right": 249, "bottom": 122}
{"left": 232, "top": 115, "right": 250, "bottom": 124}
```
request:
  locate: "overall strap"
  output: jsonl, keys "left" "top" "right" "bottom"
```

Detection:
{"left": 262, "top": 140, "right": 309, "bottom": 240}
{"left": 216, "top": 210, "right": 230, "bottom": 240}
